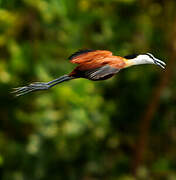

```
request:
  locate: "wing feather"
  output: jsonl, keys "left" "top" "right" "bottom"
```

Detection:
{"left": 84, "top": 65, "right": 120, "bottom": 80}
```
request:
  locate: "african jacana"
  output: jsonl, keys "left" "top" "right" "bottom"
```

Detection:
{"left": 13, "top": 49, "right": 166, "bottom": 96}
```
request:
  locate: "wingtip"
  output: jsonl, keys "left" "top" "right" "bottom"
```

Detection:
{"left": 68, "top": 49, "right": 95, "bottom": 60}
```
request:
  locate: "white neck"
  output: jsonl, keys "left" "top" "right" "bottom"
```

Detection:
{"left": 125, "top": 55, "right": 154, "bottom": 68}
{"left": 131, "top": 56, "right": 151, "bottom": 65}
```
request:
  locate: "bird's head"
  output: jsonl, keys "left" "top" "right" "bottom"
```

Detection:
{"left": 124, "top": 53, "right": 166, "bottom": 69}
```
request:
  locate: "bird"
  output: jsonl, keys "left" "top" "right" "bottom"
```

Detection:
{"left": 12, "top": 49, "right": 166, "bottom": 96}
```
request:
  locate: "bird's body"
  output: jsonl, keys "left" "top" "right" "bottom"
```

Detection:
{"left": 13, "top": 49, "right": 166, "bottom": 96}
{"left": 69, "top": 49, "right": 125, "bottom": 80}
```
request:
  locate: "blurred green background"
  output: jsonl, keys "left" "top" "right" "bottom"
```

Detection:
{"left": 1, "top": 0, "right": 176, "bottom": 179}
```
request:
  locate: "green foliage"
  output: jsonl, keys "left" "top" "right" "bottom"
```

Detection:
{"left": 0, "top": 0, "right": 176, "bottom": 179}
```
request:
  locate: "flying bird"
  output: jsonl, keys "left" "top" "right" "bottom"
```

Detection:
{"left": 13, "top": 49, "right": 166, "bottom": 96}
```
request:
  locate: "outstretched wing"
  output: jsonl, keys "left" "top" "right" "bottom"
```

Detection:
{"left": 69, "top": 49, "right": 113, "bottom": 64}
{"left": 70, "top": 64, "right": 120, "bottom": 80}
{"left": 84, "top": 65, "right": 120, "bottom": 80}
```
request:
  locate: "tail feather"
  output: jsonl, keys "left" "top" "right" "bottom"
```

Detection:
{"left": 12, "top": 75, "right": 75, "bottom": 96}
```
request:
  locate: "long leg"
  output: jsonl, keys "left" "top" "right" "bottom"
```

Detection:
{"left": 12, "top": 75, "right": 75, "bottom": 96}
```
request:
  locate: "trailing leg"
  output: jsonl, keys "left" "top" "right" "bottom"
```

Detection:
{"left": 12, "top": 75, "right": 75, "bottom": 96}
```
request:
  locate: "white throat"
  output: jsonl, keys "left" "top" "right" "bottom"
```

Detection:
{"left": 131, "top": 56, "right": 151, "bottom": 65}
{"left": 128, "top": 55, "right": 155, "bottom": 67}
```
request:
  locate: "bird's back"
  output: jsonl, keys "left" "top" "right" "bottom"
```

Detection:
{"left": 69, "top": 49, "right": 113, "bottom": 64}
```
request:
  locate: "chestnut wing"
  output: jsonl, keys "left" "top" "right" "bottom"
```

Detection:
{"left": 69, "top": 50, "right": 113, "bottom": 64}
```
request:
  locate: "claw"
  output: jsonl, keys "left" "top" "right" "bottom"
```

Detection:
{"left": 12, "top": 82, "right": 49, "bottom": 96}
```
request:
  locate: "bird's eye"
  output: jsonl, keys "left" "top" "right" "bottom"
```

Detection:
{"left": 146, "top": 53, "right": 154, "bottom": 59}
